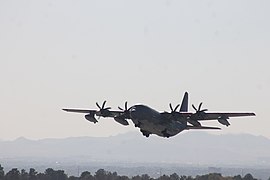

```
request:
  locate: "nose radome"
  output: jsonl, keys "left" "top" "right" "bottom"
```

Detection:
{"left": 129, "top": 106, "right": 141, "bottom": 120}
{"left": 130, "top": 106, "right": 136, "bottom": 112}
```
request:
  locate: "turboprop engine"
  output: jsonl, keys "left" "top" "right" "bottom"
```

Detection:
{"left": 114, "top": 101, "right": 130, "bottom": 126}
{"left": 218, "top": 116, "right": 230, "bottom": 126}
{"left": 114, "top": 117, "right": 129, "bottom": 126}
{"left": 85, "top": 113, "right": 98, "bottom": 123}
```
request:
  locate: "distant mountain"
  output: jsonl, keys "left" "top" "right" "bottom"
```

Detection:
{"left": 1, "top": 132, "right": 270, "bottom": 166}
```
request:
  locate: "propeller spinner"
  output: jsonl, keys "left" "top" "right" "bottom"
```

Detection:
{"left": 96, "top": 100, "right": 111, "bottom": 118}
{"left": 188, "top": 102, "right": 208, "bottom": 126}
{"left": 192, "top": 102, "right": 208, "bottom": 113}
{"left": 118, "top": 101, "right": 131, "bottom": 118}
{"left": 167, "top": 103, "right": 181, "bottom": 121}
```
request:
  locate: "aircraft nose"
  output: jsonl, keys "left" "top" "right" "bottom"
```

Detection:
{"left": 129, "top": 106, "right": 136, "bottom": 112}
{"left": 129, "top": 106, "right": 139, "bottom": 119}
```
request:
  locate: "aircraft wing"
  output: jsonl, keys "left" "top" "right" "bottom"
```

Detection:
{"left": 180, "top": 112, "right": 256, "bottom": 121}
{"left": 160, "top": 111, "right": 255, "bottom": 127}
{"left": 62, "top": 109, "right": 96, "bottom": 113}
{"left": 62, "top": 108, "right": 123, "bottom": 117}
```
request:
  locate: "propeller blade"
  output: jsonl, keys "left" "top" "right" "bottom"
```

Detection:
{"left": 174, "top": 104, "right": 180, "bottom": 112}
{"left": 198, "top": 102, "right": 202, "bottom": 111}
{"left": 169, "top": 103, "right": 173, "bottom": 111}
{"left": 118, "top": 106, "right": 124, "bottom": 111}
{"left": 104, "top": 107, "right": 111, "bottom": 110}
{"left": 125, "top": 101, "right": 128, "bottom": 110}
{"left": 201, "top": 109, "right": 208, "bottom": 112}
{"left": 96, "top": 102, "right": 101, "bottom": 109}
{"left": 192, "top": 104, "right": 197, "bottom": 111}
{"left": 102, "top": 100, "right": 106, "bottom": 109}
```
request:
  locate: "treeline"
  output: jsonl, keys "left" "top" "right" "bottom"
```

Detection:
{"left": 0, "top": 164, "right": 263, "bottom": 180}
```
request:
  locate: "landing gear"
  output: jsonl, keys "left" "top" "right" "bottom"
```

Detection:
{"left": 140, "top": 129, "right": 150, "bottom": 138}
{"left": 135, "top": 122, "right": 141, "bottom": 128}
{"left": 161, "top": 129, "right": 171, "bottom": 138}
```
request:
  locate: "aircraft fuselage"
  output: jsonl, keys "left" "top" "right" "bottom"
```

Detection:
{"left": 129, "top": 105, "right": 186, "bottom": 137}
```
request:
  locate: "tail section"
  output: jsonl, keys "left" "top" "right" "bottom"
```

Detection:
{"left": 180, "top": 92, "right": 188, "bottom": 112}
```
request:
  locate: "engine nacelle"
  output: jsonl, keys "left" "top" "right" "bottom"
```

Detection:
{"left": 218, "top": 118, "right": 230, "bottom": 126}
{"left": 85, "top": 114, "right": 98, "bottom": 123}
{"left": 114, "top": 117, "right": 129, "bottom": 126}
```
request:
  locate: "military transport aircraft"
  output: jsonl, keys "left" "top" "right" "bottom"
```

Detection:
{"left": 63, "top": 92, "right": 255, "bottom": 138}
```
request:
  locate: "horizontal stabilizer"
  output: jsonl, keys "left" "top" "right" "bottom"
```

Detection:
{"left": 186, "top": 125, "right": 221, "bottom": 130}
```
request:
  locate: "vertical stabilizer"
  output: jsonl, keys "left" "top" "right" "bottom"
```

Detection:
{"left": 180, "top": 92, "right": 188, "bottom": 112}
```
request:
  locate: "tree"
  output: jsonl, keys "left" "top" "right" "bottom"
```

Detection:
{"left": 107, "top": 171, "right": 119, "bottom": 180}
{"left": 21, "top": 169, "right": 29, "bottom": 180}
{"left": 157, "top": 174, "right": 170, "bottom": 180}
{"left": 44, "top": 168, "right": 68, "bottom": 180}
{"left": 243, "top": 174, "right": 255, "bottom": 180}
{"left": 56, "top": 170, "right": 68, "bottom": 180}
{"left": 170, "top": 173, "right": 180, "bottom": 180}
{"left": 95, "top": 169, "right": 108, "bottom": 180}
{"left": 195, "top": 173, "right": 223, "bottom": 180}
{"left": 80, "top": 171, "right": 93, "bottom": 180}
{"left": 132, "top": 175, "right": 142, "bottom": 180}
{"left": 5, "top": 168, "right": 20, "bottom": 180}
{"left": 179, "top": 175, "right": 189, "bottom": 180}
{"left": 69, "top": 176, "right": 79, "bottom": 180}
{"left": 207, "top": 173, "right": 223, "bottom": 180}
{"left": 141, "top": 174, "right": 151, "bottom": 180}
{"left": 29, "top": 168, "right": 38, "bottom": 180}
{"left": 37, "top": 172, "right": 47, "bottom": 180}
{"left": 118, "top": 176, "right": 130, "bottom": 180}
{"left": 0, "top": 164, "right": 4, "bottom": 180}
{"left": 45, "top": 168, "right": 56, "bottom": 180}
{"left": 233, "top": 175, "right": 242, "bottom": 180}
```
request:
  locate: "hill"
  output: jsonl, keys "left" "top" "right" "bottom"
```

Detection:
{"left": 1, "top": 132, "right": 270, "bottom": 166}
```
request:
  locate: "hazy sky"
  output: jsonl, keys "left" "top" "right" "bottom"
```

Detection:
{"left": 0, "top": 0, "right": 269, "bottom": 140}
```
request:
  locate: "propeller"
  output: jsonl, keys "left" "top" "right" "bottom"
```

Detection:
{"left": 96, "top": 100, "right": 111, "bottom": 111}
{"left": 118, "top": 101, "right": 129, "bottom": 111}
{"left": 118, "top": 101, "right": 131, "bottom": 118}
{"left": 167, "top": 103, "right": 181, "bottom": 120}
{"left": 187, "top": 102, "right": 208, "bottom": 127}
{"left": 192, "top": 102, "right": 208, "bottom": 113}
{"left": 96, "top": 100, "right": 111, "bottom": 118}
{"left": 169, "top": 103, "right": 180, "bottom": 113}
{"left": 114, "top": 101, "right": 131, "bottom": 125}
{"left": 191, "top": 102, "right": 208, "bottom": 121}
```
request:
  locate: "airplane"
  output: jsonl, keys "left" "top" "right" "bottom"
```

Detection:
{"left": 63, "top": 92, "right": 255, "bottom": 138}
